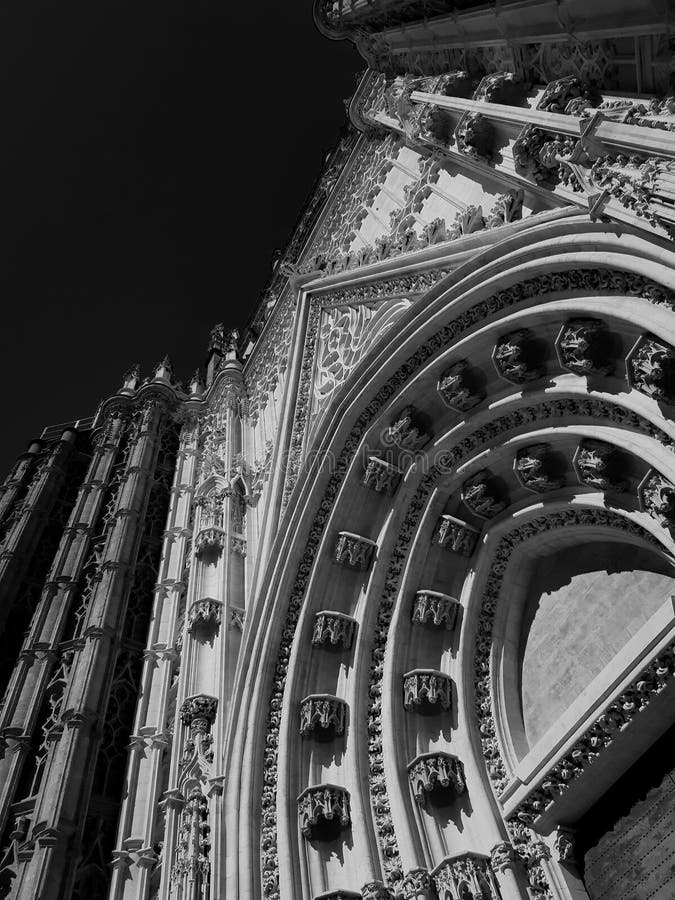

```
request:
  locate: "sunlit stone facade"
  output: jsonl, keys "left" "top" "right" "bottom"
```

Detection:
{"left": 1, "top": 2, "right": 675, "bottom": 897}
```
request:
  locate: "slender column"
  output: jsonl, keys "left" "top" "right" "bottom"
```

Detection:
{"left": 0, "top": 430, "right": 78, "bottom": 626}
{"left": 0, "top": 409, "right": 127, "bottom": 838}
{"left": 110, "top": 414, "right": 199, "bottom": 899}
{"left": 0, "top": 440, "right": 43, "bottom": 525}
{"left": 16, "top": 398, "right": 168, "bottom": 900}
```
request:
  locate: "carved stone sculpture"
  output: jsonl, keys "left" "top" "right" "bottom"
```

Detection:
{"left": 639, "top": 469, "right": 675, "bottom": 530}
{"left": 187, "top": 600, "right": 223, "bottom": 632}
{"left": 432, "top": 853, "right": 501, "bottom": 900}
{"left": 485, "top": 189, "right": 523, "bottom": 228}
{"left": 361, "top": 883, "right": 394, "bottom": 900}
{"left": 490, "top": 842, "right": 518, "bottom": 873}
{"left": 194, "top": 527, "right": 226, "bottom": 556}
{"left": 446, "top": 205, "right": 485, "bottom": 240}
{"left": 312, "top": 893, "right": 361, "bottom": 900}
{"left": 312, "top": 611, "right": 357, "bottom": 649}
{"left": 179, "top": 695, "right": 218, "bottom": 733}
{"left": 473, "top": 71, "right": 518, "bottom": 104}
{"left": 455, "top": 112, "right": 493, "bottom": 162}
{"left": 297, "top": 785, "right": 351, "bottom": 839}
{"left": 334, "top": 531, "right": 377, "bottom": 569}
{"left": 403, "top": 669, "right": 452, "bottom": 712}
{"left": 437, "top": 360, "right": 484, "bottom": 411}
{"left": 407, "top": 752, "right": 465, "bottom": 804}
{"left": 573, "top": 439, "right": 626, "bottom": 491}
{"left": 462, "top": 470, "right": 507, "bottom": 519}
{"left": 626, "top": 334, "right": 675, "bottom": 401}
{"left": 170, "top": 787, "right": 210, "bottom": 892}
{"left": 437, "top": 514, "right": 480, "bottom": 555}
{"left": 493, "top": 329, "right": 544, "bottom": 383}
{"left": 411, "top": 591, "right": 459, "bottom": 630}
{"left": 299, "top": 695, "right": 346, "bottom": 738}
{"left": 537, "top": 75, "right": 590, "bottom": 113}
{"left": 514, "top": 443, "right": 564, "bottom": 492}
{"left": 384, "top": 406, "right": 430, "bottom": 451}
{"left": 555, "top": 318, "right": 613, "bottom": 375}
{"left": 362, "top": 457, "right": 402, "bottom": 494}
{"left": 401, "top": 868, "right": 434, "bottom": 900}
{"left": 554, "top": 827, "right": 576, "bottom": 863}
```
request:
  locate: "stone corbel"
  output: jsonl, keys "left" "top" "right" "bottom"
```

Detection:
{"left": 334, "top": 532, "right": 377, "bottom": 569}
{"left": 297, "top": 784, "right": 351, "bottom": 839}
{"left": 312, "top": 611, "right": 357, "bottom": 649}
{"left": 407, "top": 752, "right": 465, "bottom": 804}
{"left": 403, "top": 669, "right": 453, "bottom": 712}
{"left": 411, "top": 590, "right": 459, "bottom": 630}
{"left": 362, "top": 457, "right": 403, "bottom": 494}
{"left": 436, "top": 514, "right": 480, "bottom": 555}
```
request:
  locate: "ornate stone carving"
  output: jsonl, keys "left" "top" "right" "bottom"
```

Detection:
{"left": 437, "top": 360, "right": 484, "bottom": 411}
{"left": 462, "top": 470, "right": 507, "bottom": 519}
{"left": 334, "top": 531, "right": 377, "bottom": 569}
{"left": 473, "top": 71, "right": 517, "bottom": 103}
{"left": 384, "top": 406, "right": 430, "bottom": 452}
{"left": 187, "top": 600, "right": 222, "bottom": 632}
{"left": 313, "top": 893, "right": 360, "bottom": 900}
{"left": 411, "top": 590, "right": 459, "bottom": 630}
{"left": 490, "top": 841, "right": 517, "bottom": 873}
{"left": 432, "top": 853, "right": 501, "bottom": 899}
{"left": 514, "top": 443, "right": 564, "bottom": 493}
{"left": 312, "top": 612, "right": 356, "bottom": 649}
{"left": 407, "top": 753, "right": 465, "bottom": 804}
{"left": 437, "top": 514, "right": 480, "bottom": 555}
{"left": 493, "top": 328, "right": 545, "bottom": 383}
{"left": 363, "top": 457, "right": 402, "bottom": 494}
{"left": 554, "top": 827, "right": 576, "bottom": 863}
{"left": 361, "top": 883, "right": 394, "bottom": 900}
{"left": 170, "top": 787, "right": 210, "bottom": 891}
{"left": 179, "top": 695, "right": 218, "bottom": 733}
{"left": 297, "top": 785, "right": 351, "bottom": 839}
{"left": 299, "top": 695, "right": 346, "bottom": 738}
{"left": 639, "top": 469, "right": 675, "bottom": 531}
{"left": 194, "top": 526, "right": 226, "bottom": 556}
{"left": 401, "top": 868, "right": 434, "bottom": 900}
{"left": 537, "top": 75, "right": 590, "bottom": 113}
{"left": 573, "top": 439, "right": 626, "bottom": 491}
{"left": 555, "top": 318, "right": 612, "bottom": 375}
{"left": 403, "top": 669, "right": 452, "bottom": 712}
{"left": 626, "top": 334, "right": 675, "bottom": 401}
{"left": 455, "top": 112, "right": 493, "bottom": 162}
{"left": 446, "top": 204, "right": 485, "bottom": 240}
{"left": 485, "top": 189, "right": 523, "bottom": 228}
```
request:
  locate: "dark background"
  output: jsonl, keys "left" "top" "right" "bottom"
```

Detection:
{"left": 0, "top": 1, "right": 363, "bottom": 473}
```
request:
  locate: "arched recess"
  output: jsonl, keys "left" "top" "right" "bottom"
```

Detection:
{"left": 222, "top": 216, "right": 675, "bottom": 900}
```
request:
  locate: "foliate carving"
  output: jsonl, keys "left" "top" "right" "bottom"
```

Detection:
{"left": 403, "top": 670, "right": 452, "bottom": 712}
{"left": 299, "top": 695, "right": 346, "bottom": 738}
{"left": 446, "top": 205, "right": 485, "bottom": 240}
{"left": 170, "top": 787, "right": 210, "bottom": 891}
{"left": 194, "top": 527, "right": 226, "bottom": 556}
{"left": 626, "top": 334, "right": 675, "bottom": 401}
{"left": 437, "top": 360, "right": 484, "bottom": 411}
{"left": 485, "top": 189, "right": 523, "bottom": 228}
{"left": 297, "top": 785, "right": 351, "bottom": 839}
{"left": 638, "top": 469, "right": 675, "bottom": 531}
{"left": 384, "top": 406, "right": 430, "bottom": 452}
{"left": 432, "top": 853, "right": 501, "bottom": 899}
{"left": 401, "top": 868, "right": 434, "bottom": 899}
{"left": 507, "top": 821, "right": 552, "bottom": 898}
{"left": 573, "top": 439, "right": 626, "bottom": 491}
{"left": 462, "top": 470, "right": 507, "bottom": 519}
{"left": 362, "top": 883, "right": 394, "bottom": 900}
{"left": 473, "top": 71, "right": 517, "bottom": 103}
{"left": 363, "top": 457, "right": 402, "bottom": 494}
{"left": 493, "top": 328, "right": 545, "bottom": 383}
{"left": 407, "top": 753, "right": 465, "bottom": 804}
{"left": 334, "top": 532, "right": 377, "bottom": 569}
{"left": 455, "top": 112, "right": 493, "bottom": 162}
{"left": 187, "top": 600, "right": 222, "bottom": 632}
{"left": 179, "top": 695, "right": 218, "bottom": 733}
{"left": 537, "top": 75, "right": 589, "bottom": 113}
{"left": 437, "top": 515, "right": 480, "bottom": 556}
{"left": 555, "top": 318, "right": 612, "bottom": 375}
{"left": 312, "top": 612, "right": 356, "bottom": 649}
{"left": 514, "top": 444, "right": 563, "bottom": 493}
{"left": 411, "top": 591, "right": 459, "bottom": 630}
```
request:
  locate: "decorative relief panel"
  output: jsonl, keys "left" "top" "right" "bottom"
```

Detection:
{"left": 363, "top": 457, "right": 402, "bottom": 494}
{"left": 297, "top": 785, "right": 351, "bottom": 839}
{"left": 312, "top": 611, "right": 357, "bottom": 649}
{"left": 437, "top": 514, "right": 480, "bottom": 555}
{"left": 299, "top": 695, "right": 346, "bottom": 738}
{"left": 407, "top": 753, "right": 465, "bottom": 804}
{"left": 403, "top": 669, "right": 452, "bottom": 712}
{"left": 411, "top": 590, "right": 459, "bottom": 630}
{"left": 334, "top": 531, "right": 377, "bottom": 569}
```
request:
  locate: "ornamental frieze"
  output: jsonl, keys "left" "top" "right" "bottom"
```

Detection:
{"left": 297, "top": 785, "right": 351, "bottom": 839}
{"left": 401, "top": 868, "right": 434, "bottom": 900}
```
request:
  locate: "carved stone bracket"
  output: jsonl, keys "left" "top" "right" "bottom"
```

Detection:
{"left": 334, "top": 531, "right": 377, "bottom": 569}
{"left": 362, "top": 883, "right": 394, "bottom": 900}
{"left": 407, "top": 752, "right": 465, "bottom": 804}
{"left": 462, "top": 470, "right": 508, "bottom": 519}
{"left": 194, "top": 526, "right": 226, "bottom": 556}
{"left": 312, "top": 611, "right": 357, "bottom": 649}
{"left": 187, "top": 599, "right": 222, "bottom": 633}
{"left": 299, "top": 695, "right": 347, "bottom": 738}
{"left": 403, "top": 669, "right": 452, "bottom": 712}
{"left": 537, "top": 75, "right": 591, "bottom": 113}
{"left": 384, "top": 406, "right": 431, "bottom": 451}
{"left": 490, "top": 841, "right": 518, "bottom": 873}
{"left": 363, "top": 457, "right": 403, "bottom": 494}
{"left": 455, "top": 112, "right": 493, "bottom": 162}
{"left": 401, "top": 868, "right": 434, "bottom": 899}
{"left": 626, "top": 334, "right": 675, "bottom": 402}
{"left": 179, "top": 695, "right": 218, "bottom": 733}
{"left": 411, "top": 590, "right": 459, "bottom": 630}
{"left": 514, "top": 443, "right": 564, "bottom": 493}
{"left": 555, "top": 318, "right": 613, "bottom": 375}
{"left": 297, "top": 785, "right": 351, "bottom": 839}
{"left": 437, "top": 360, "right": 485, "bottom": 411}
{"left": 437, "top": 514, "right": 480, "bottom": 555}
{"left": 432, "top": 853, "right": 501, "bottom": 899}
{"left": 639, "top": 469, "right": 675, "bottom": 531}
{"left": 473, "top": 71, "right": 518, "bottom": 104}
{"left": 573, "top": 439, "right": 626, "bottom": 491}
{"left": 493, "top": 328, "right": 545, "bottom": 383}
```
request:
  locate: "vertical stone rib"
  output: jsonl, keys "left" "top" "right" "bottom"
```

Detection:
{"left": 16, "top": 398, "right": 167, "bottom": 900}
{"left": 0, "top": 440, "right": 43, "bottom": 525}
{"left": 0, "top": 410, "right": 127, "bottom": 841}
{"left": 110, "top": 415, "right": 198, "bottom": 900}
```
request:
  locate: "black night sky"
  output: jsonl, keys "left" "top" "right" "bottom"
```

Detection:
{"left": 0, "top": 1, "right": 363, "bottom": 474}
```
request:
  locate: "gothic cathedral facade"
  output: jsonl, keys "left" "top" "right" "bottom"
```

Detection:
{"left": 2, "top": 2, "right": 675, "bottom": 898}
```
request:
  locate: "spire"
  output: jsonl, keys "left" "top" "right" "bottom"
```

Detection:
{"left": 189, "top": 369, "right": 205, "bottom": 397}
{"left": 153, "top": 355, "right": 174, "bottom": 383}
{"left": 119, "top": 363, "right": 141, "bottom": 395}
{"left": 206, "top": 325, "right": 240, "bottom": 386}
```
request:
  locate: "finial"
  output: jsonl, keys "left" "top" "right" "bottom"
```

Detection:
{"left": 189, "top": 369, "right": 205, "bottom": 396}
{"left": 119, "top": 363, "right": 141, "bottom": 394}
{"left": 153, "top": 355, "right": 174, "bottom": 382}
{"left": 208, "top": 323, "right": 225, "bottom": 354}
